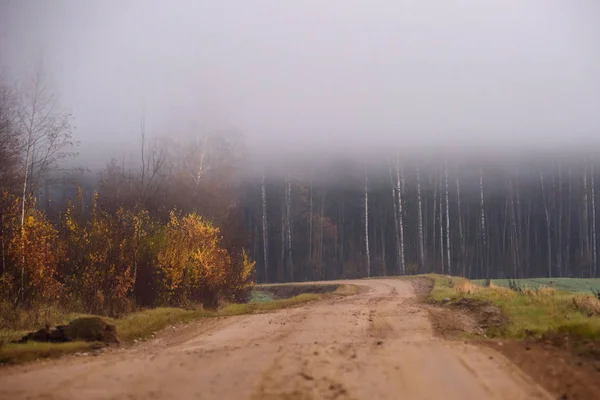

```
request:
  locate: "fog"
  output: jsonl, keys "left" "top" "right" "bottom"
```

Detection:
{"left": 2, "top": 0, "right": 600, "bottom": 168}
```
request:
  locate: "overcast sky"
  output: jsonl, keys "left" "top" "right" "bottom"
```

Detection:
{"left": 1, "top": 0, "right": 599, "bottom": 164}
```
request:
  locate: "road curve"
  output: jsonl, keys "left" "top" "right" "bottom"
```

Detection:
{"left": 0, "top": 279, "right": 551, "bottom": 400}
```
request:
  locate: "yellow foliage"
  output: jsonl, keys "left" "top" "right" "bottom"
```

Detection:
{"left": 7, "top": 206, "right": 63, "bottom": 303}
{"left": 158, "top": 211, "right": 233, "bottom": 304}
{"left": 572, "top": 294, "right": 600, "bottom": 316}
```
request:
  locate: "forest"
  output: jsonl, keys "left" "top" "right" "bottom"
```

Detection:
{"left": 1, "top": 67, "right": 599, "bottom": 315}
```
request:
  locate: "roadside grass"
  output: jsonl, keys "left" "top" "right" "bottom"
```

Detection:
{"left": 427, "top": 274, "right": 600, "bottom": 342}
{"left": 472, "top": 278, "right": 600, "bottom": 293}
{"left": 0, "top": 284, "right": 357, "bottom": 365}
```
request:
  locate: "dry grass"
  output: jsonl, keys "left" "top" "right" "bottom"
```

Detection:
{"left": 427, "top": 274, "right": 600, "bottom": 341}
{"left": 572, "top": 294, "right": 600, "bottom": 317}
{"left": 455, "top": 280, "right": 479, "bottom": 295}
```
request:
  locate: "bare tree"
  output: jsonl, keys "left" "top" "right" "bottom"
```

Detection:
{"left": 286, "top": 176, "right": 293, "bottom": 281}
{"left": 591, "top": 163, "right": 597, "bottom": 277}
{"left": 416, "top": 162, "right": 425, "bottom": 271}
{"left": 364, "top": 166, "right": 371, "bottom": 277}
{"left": 455, "top": 171, "right": 466, "bottom": 276}
{"left": 396, "top": 158, "right": 406, "bottom": 275}
{"left": 444, "top": 160, "right": 451, "bottom": 276}
{"left": 261, "top": 174, "right": 269, "bottom": 282}
{"left": 15, "top": 60, "right": 76, "bottom": 300}
{"left": 389, "top": 158, "right": 402, "bottom": 274}
{"left": 479, "top": 168, "right": 488, "bottom": 279}
{"left": 540, "top": 170, "right": 552, "bottom": 277}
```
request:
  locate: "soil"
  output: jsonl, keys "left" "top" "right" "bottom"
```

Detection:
{"left": 0, "top": 279, "right": 553, "bottom": 400}
{"left": 414, "top": 279, "right": 600, "bottom": 400}
{"left": 258, "top": 283, "right": 341, "bottom": 299}
{"left": 14, "top": 317, "right": 119, "bottom": 345}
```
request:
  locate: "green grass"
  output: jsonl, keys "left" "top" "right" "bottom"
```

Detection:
{"left": 249, "top": 290, "right": 276, "bottom": 303}
{"left": 472, "top": 278, "right": 600, "bottom": 293}
{"left": 428, "top": 274, "right": 600, "bottom": 342}
{"left": 0, "top": 286, "right": 355, "bottom": 365}
{"left": 0, "top": 341, "right": 95, "bottom": 365}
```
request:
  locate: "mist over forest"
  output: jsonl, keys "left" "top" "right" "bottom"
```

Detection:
{"left": 1, "top": 0, "right": 600, "bottom": 311}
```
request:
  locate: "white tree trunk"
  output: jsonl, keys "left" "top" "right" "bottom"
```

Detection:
{"left": 438, "top": 171, "right": 444, "bottom": 274}
{"left": 557, "top": 163, "right": 563, "bottom": 276}
{"left": 261, "top": 175, "right": 269, "bottom": 282}
{"left": 396, "top": 157, "right": 406, "bottom": 275}
{"left": 416, "top": 162, "right": 425, "bottom": 270}
{"left": 389, "top": 159, "right": 402, "bottom": 275}
{"left": 309, "top": 179, "right": 313, "bottom": 278}
{"left": 592, "top": 163, "right": 597, "bottom": 277}
{"left": 455, "top": 174, "right": 466, "bottom": 276}
{"left": 364, "top": 168, "right": 371, "bottom": 277}
{"left": 479, "top": 168, "right": 487, "bottom": 278}
{"left": 540, "top": 170, "right": 552, "bottom": 277}
{"left": 444, "top": 160, "right": 451, "bottom": 276}
{"left": 583, "top": 167, "right": 589, "bottom": 264}
{"left": 286, "top": 176, "right": 293, "bottom": 281}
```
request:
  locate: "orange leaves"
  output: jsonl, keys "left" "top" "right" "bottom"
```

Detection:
{"left": 157, "top": 212, "right": 234, "bottom": 303}
{"left": 1, "top": 190, "right": 255, "bottom": 311}
{"left": 156, "top": 211, "right": 256, "bottom": 305}
{"left": 6, "top": 206, "right": 63, "bottom": 304}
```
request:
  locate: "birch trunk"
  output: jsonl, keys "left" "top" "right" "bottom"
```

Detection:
{"left": 479, "top": 168, "right": 488, "bottom": 278}
{"left": 591, "top": 163, "right": 597, "bottom": 277}
{"left": 438, "top": 170, "right": 444, "bottom": 274}
{"left": 444, "top": 160, "right": 451, "bottom": 276}
{"left": 389, "top": 160, "right": 402, "bottom": 274}
{"left": 566, "top": 166, "right": 572, "bottom": 275}
{"left": 261, "top": 175, "right": 269, "bottom": 282}
{"left": 583, "top": 167, "right": 589, "bottom": 266}
{"left": 416, "top": 163, "right": 425, "bottom": 270}
{"left": 365, "top": 168, "right": 371, "bottom": 277}
{"left": 540, "top": 170, "right": 552, "bottom": 277}
{"left": 309, "top": 179, "right": 313, "bottom": 277}
{"left": 557, "top": 164, "right": 563, "bottom": 276}
{"left": 396, "top": 158, "right": 406, "bottom": 275}
{"left": 455, "top": 174, "right": 466, "bottom": 277}
{"left": 286, "top": 177, "right": 293, "bottom": 281}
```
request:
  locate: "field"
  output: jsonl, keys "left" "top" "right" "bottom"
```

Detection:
{"left": 472, "top": 278, "right": 600, "bottom": 293}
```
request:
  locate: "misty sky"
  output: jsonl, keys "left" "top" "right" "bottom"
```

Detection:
{"left": 1, "top": 0, "right": 599, "bottom": 165}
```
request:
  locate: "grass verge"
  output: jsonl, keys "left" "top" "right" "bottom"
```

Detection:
{"left": 427, "top": 274, "right": 600, "bottom": 342}
{"left": 0, "top": 285, "right": 357, "bottom": 365}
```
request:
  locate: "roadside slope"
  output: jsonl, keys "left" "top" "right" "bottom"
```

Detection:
{"left": 0, "top": 279, "right": 550, "bottom": 400}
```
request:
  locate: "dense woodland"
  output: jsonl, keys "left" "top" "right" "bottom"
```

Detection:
{"left": 1, "top": 67, "right": 599, "bottom": 315}
{"left": 247, "top": 153, "right": 600, "bottom": 283}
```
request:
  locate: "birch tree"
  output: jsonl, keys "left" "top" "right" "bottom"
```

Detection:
{"left": 261, "top": 174, "right": 269, "bottom": 282}
{"left": 416, "top": 162, "right": 425, "bottom": 270}
{"left": 444, "top": 160, "right": 451, "bottom": 275}
{"left": 395, "top": 158, "right": 406, "bottom": 275}
{"left": 285, "top": 176, "right": 293, "bottom": 281}
{"left": 364, "top": 166, "right": 371, "bottom": 277}
{"left": 15, "top": 61, "right": 76, "bottom": 299}
{"left": 591, "top": 163, "right": 597, "bottom": 277}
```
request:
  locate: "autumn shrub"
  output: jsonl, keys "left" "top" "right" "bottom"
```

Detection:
{"left": 1, "top": 199, "right": 63, "bottom": 306}
{"left": 156, "top": 211, "right": 255, "bottom": 307}
{"left": 0, "top": 190, "right": 256, "bottom": 318}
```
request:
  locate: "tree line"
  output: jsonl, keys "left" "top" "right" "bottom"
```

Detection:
{"left": 2, "top": 63, "right": 598, "bottom": 311}
{"left": 243, "top": 153, "right": 600, "bottom": 283}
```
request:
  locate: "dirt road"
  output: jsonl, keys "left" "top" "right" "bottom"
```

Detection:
{"left": 0, "top": 279, "right": 551, "bottom": 400}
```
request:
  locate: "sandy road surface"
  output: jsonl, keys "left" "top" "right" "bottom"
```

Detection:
{"left": 0, "top": 279, "right": 551, "bottom": 400}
